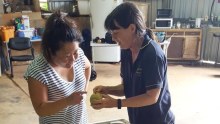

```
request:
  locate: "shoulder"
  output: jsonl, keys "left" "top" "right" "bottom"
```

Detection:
{"left": 141, "top": 40, "right": 166, "bottom": 66}
{"left": 26, "top": 54, "right": 47, "bottom": 72}
{"left": 75, "top": 48, "right": 86, "bottom": 67}
{"left": 144, "top": 40, "right": 164, "bottom": 57}
{"left": 24, "top": 54, "right": 50, "bottom": 84}
{"left": 78, "top": 48, "right": 85, "bottom": 59}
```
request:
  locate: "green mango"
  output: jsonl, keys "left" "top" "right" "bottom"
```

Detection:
{"left": 90, "top": 93, "right": 102, "bottom": 104}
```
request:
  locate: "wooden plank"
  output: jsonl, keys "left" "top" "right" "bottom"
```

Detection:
{"left": 167, "top": 37, "right": 184, "bottom": 59}
{"left": 183, "top": 37, "right": 199, "bottom": 59}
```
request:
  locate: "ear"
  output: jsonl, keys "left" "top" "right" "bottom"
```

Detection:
{"left": 129, "top": 24, "right": 136, "bottom": 34}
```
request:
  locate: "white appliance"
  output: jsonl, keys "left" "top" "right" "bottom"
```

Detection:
{"left": 77, "top": 0, "right": 90, "bottom": 15}
{"left": 90, "top": 43, "right": 120, "bottom": 64}
{"left": 90, "top": 0, "right": 122, "bottom": 64}
{"left": 195, "top": 18, "right": 201, "bottom": 28}
{"left": 155, "top": 18, "right": 173, "bottom": 29}
{"left": 90, "top": 0, "right": 122, "bottom": 39}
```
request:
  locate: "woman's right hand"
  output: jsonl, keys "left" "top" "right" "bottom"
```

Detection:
{"left": 93, "top": 85, "right": 109, "bottom": 94}
{"left": 66, "top": 91, "right": 87, "bottom": 106}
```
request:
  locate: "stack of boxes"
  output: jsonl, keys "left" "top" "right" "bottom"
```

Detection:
{"left": 17, "top": 15, "right": 35, "bottom": 39}
{"left": 0, "top": 15, "right": 34, "bottom": 42}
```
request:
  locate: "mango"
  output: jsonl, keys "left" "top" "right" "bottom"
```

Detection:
{"left": 90, "top": 93, "right": 102, "bottom": 104}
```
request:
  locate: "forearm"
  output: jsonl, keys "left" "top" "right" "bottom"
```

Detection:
{"left": 106, "top": 84, "right": 124, "bottom": 96}
{"left": 121, "top": 88, "right": 160, "bottom": 108}
{"left": 121, "top": 94, "right": 156, "bottom": 108}
{"left": 34, "top": 97, "right": 70, "bottom": 116}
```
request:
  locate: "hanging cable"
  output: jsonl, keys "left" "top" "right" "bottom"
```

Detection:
{"left": 209, "top": 0, "right": 215, "bottom": 23}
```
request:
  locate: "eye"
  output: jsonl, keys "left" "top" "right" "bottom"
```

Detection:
{"left": 112, "top": 29, "right": 120, "bottom": 35}
{"left": 74, "top": 50, "right": 79, "bottom": 55}
{"left": 65, "top": 54, "right": 71, "bottom": 58}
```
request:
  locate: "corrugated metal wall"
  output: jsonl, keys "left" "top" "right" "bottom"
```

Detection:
{"left": 141, "top": 0, "right": 220, "bottom": 63}
{"left": 202, "top": 28, "right": 220, "bottom": 63}
{"left": 145, "top": 0, "right": 162, "bottom": 27}
{"left": 170, "top": 0, "right": 220, "bottom": 18}
{"left": 143, "top": 0, "right": 220, "bottom": 27}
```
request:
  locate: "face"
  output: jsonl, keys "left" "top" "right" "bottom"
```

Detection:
{"left": 51, "top": 42, "right": 79, "bottom": 68}
{"left": 111, "top": 23, "right": 136, "bottom": 49}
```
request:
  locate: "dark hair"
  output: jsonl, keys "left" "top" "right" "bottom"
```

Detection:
{"left": 104, "top": 2, "right": 154, "bottom": 39}
{"left": 41, "top": 11, "right": 83, "bottom": 61}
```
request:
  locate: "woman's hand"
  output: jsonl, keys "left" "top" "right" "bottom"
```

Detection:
{"left": 91, "top": 94, "right": 117, "bottom": 110}
{"left": 93, "top": 85, "right": 109, "bottom": 94}
{"left": 66, "top": 91, "right": 87, "bottom": 106}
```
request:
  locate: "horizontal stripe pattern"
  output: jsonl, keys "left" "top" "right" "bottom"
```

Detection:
{"left": 24, "top": 48, "right": 88, "bottom": 124}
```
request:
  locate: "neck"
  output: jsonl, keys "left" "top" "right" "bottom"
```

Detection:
{"left": 130, "top": 36, "right": 144, "bottom": 54}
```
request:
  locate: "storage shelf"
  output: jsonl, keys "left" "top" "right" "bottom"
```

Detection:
{"left": 152, "top": 28, "right": 202, "bottom": 61}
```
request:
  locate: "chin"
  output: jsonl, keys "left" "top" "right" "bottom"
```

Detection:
{"left": 66, "top": 65, "right": 73, "bottom": 69}
{"left": 120, "top": 45, "right": 129, "bottom": 49}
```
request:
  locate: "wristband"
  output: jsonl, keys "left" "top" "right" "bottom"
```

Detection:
{"left": 117, "top": 99, "right": 122, "bottom": 109}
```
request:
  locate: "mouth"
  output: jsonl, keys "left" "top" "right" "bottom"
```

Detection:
{"left": 66, "top": 62, "right": 74, "bottom": 67}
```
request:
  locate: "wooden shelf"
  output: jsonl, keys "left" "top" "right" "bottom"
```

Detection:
{"left": 152, "top": 28, "right": 202, "bottom": 61}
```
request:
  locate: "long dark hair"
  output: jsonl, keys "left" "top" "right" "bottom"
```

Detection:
{"left": 104, "top": 2, "right": 154, "bottom": 39}
{"left": 41, "top": 11, "right": 83, "bottom": 61}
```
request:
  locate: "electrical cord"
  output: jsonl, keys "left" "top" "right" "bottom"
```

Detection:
{"left": 210, "top": 0, "right": 215, "bottom": 24}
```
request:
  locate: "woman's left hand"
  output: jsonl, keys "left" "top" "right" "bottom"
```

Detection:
{"left": 91, "top": 94, "right": 117, "bottom": 110}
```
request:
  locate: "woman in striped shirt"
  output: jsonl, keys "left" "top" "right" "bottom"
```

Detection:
{"left": 24, "top": 11, "right": 91, "bottom": 124}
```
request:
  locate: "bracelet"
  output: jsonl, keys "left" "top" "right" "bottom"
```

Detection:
{"left": 117, "top": 99, "right": 122, "bottom": 109}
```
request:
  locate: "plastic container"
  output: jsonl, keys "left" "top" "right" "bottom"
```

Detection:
{"left": 77, "top": 0, "right": 90, "bottom": 15}
{"left": 0, "top": 26, "right": 15, "bottom": 42}
{"left": 17, "top": 28, "right": 35, "bottom": 38}
{"left": 22, "top": 15, "right": 30, "bottom": 29}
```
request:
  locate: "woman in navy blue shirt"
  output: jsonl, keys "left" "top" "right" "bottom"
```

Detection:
{"left": 91, "top": 2, "right": 175, "bottom": 124}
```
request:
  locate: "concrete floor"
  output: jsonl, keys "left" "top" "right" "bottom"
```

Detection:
{"left": 0, "top": 63, "right": 220, "bottom": 124}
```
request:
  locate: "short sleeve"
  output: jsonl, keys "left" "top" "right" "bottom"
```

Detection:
{"left": 142, "top": 45, "right": 167, "bottom": 90}
{"left": 77, "top": 48, "right": 86, "bottom": 71}
{"left": 23, "top": 55, "right": 49, "bottom": 85}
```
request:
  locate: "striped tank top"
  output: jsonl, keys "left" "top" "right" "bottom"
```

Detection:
{"left": 24, "top": 48, "right": 88, "bottom": 124}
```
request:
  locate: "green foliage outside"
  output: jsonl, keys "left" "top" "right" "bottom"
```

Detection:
{"left": 40, "top": 2, "right": 49, "bottom": 11}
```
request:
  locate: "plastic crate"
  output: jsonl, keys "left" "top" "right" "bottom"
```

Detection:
{"left": 0, "top": 26, "right": 15, "bottom": 42}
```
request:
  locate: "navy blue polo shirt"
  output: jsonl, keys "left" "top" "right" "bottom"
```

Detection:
{"left": 120, "top": 35, "right": 175, "bottom": 124}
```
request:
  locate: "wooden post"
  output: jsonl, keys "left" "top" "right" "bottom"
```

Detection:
{"left": 33, "top": 0, "right": 41, "bottom": 12}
